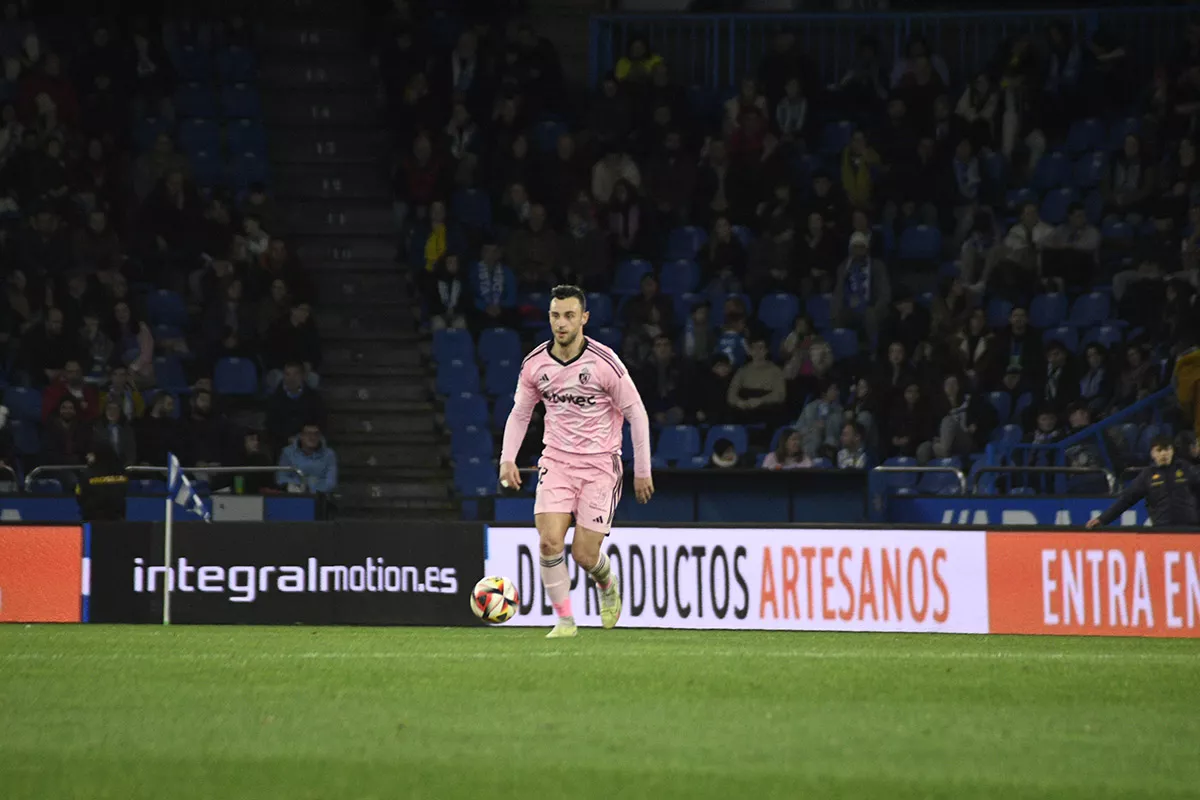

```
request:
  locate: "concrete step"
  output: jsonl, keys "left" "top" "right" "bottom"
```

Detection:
{"left": 273, "top": 163, "right": 391, "bottom": 201}
{"left": 323, "top": 343, "right": 421, "bottom": 370}
{"left": 281, "top": 202, "right": 395, "bottom": 237}
{"left": 322, "top": 382, "right": 429, "bottom": 405}
{"left": 316, "top": 307, "right": 416, "bottom": 337}
{"left": 321, "top": 364, "right": 426, "bottom": 381}
{"left": 338, "top": 506, "right": 460, "bottom": 521}
{"left": 338, "top": 481, "right": 451, "bottom": 500}
{"left": 328, "top": 411, "right": 435, "bottom": 438}
{"left": 336, "top": 442, "right": 442, "bottom": 468}
{"left": 340, "top": 465, "right": 449, "bottom": 482}
{"left": 259, "top": 57, "right": 376, "bottom": 90}
{"left": 309, "top": 270, "right": 406, "bottom": 303}
{"left": 272, "top": 130, "right": 389, "bottom": 165}
{"left": 295, "top": 237, "right": 396, "bottom": 263}
{"left": 260, "top": 26, "right": 364, "bottom": 56}
{"left": 263, "top": 89, "right": 380, "bottom": 127}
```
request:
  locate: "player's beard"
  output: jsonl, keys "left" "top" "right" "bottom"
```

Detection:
{"left": 555, "top": 328, "right": 580, "bottom": 348}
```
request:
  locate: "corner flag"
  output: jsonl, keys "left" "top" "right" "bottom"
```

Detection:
{"left": 167, "top": 452, "right": 211, "bottom": 522}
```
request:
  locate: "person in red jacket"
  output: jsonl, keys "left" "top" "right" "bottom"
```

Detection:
{"left": 16, "top": 53, "right": 79, "bottom": 129}
{"left": 41, "top": 359, "right": 100, "bottom": 423}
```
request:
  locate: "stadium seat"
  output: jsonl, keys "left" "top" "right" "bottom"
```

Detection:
{"left": 215, "top": 45, "right": 257, "bottom": 83}
{"left": 757, "top": 293, "right": 800, "bottom": 332}
{"left": 477, "top": 328, "right": 521, "bottom": 365}
{"left": 30, "top": 478, "right": 63, "bottom": 494}
{"left": 985, "top": 297, "right": 1014, "bottom": 329}
{"left": 653, "top": 455, "right": 671, "bottom": 470}
{"left": 178, "top": 118, "right": 220, "bottom": 156}
{"left": 730, "top": 225, "right": 754, "bottom": 249}
{"left": 133, "top": 116, "right": 173, "bottom": 151}
{"left": 879, "top": 457, "right": 918, "bottom": 493}
{"left": 491, "top": 393, "right": 514, "bottom": 432}
{"left": 1081, "top": 325, "right": 1123, "bottom": 350}
{"left": 981, "top": 150, "right": 1006, "bottom": 187}
{"left": 451, "top": 188, "right": 491, "bottom": 231}
{"left": 709, "top": 293, "right": 754, "bottom": 327}
{"left": 445, "top": 393, "right": 488, "bottom": 430}
{"left": 1108, "top": 116, "right": 1140, "bottom": 151}
{"left": 991, "top": 424, "right": 1024, "bottom": 448}
{"left": 703, "top": 425, "right": 748, "bottom": 457}
{"left": 189, "top": 150, "right": 224, "bottom": 187}
{"left": 153, "top": 357, "right": 188, "bottom": 392}
{"left": 4, "top": 387, "right": 41, "bottom": 422}
{"left": 918, "top": 458, "right": 963, "bottom": 495}
{"left": 213, "top": 357, "right": 258, "bottom": 395}
{"left": 147, "top": 290, "right": 188, "bottom": 328}
{"left": 1042, "top": 326, "right": 1079, "bottom": 352}
{"left": 591, "top": 326, "right": 623, "bottom": 351}
{"left": 170, "top": 44, "right": 213, "bottom": 82}
{"left": 818, "top": 120, "right": 854, "bottom": 154}
{"left": 1029, "top": 293, "right": 1068, "bottom": 329}
{"left": 916, "top": 291, "right": 934, "bottom": 308}
{"left": 612, "top": 259, "right": 653, "bottom": 295}
{"left": 986, "top": 392, "right": 1011, "bottom": 423}
{"left": 827, "top": 328, "right": 858, "bottom": 361}
{"left": 659, "top": 260, "right": 700, "bottom": 295}
{"left": 530, "top": 119, "right": 567, "bottom": 154}
{"left": 451, "top": 425, "right": 494, "bottom": 458}
{"left": 1072, "top": 152, "right": 1106, "bottom": 189}
{"left": 484, "top": 359, "right": 520, "bottom": 396}
{"left": 1113, "top": 423, "right": 1141, "bottom": 457}
{"left": 1006, "top": 186, "right": 1037, "bottom": 211}
{"left": 432, "top": 329, "right": 475, "bottom": 364}
{"left": 1031, "top": 152, "right": 1069, "bottom": 191}
{"left": 676, "top": 454, "right": 709, "bottom": 470}
{"left": 1069, "top": 292, "right": 1111, "bottom": 328}
{"left": 226, "top": 119, "right": 268, "bottom": 156}
{"left": 656, "top": 425, "right": 701, "bottom": 463}
{"left": 1083, "top": 190, "right": 1104, "bottom": 225}
{"left": 227, "top": 152, "right": 269, "bottom": 189}
{"left": 1012, "top": 392, "right": 1033, "bottom": 423}
{"left": 665, "top": 226, "right": 707, "bottom": 261}
{"left": 585, "top": 293, "right": 613, "bottom": 326}
{"left": 175, "top": 82, "right": 218, "bottom": 118}
{"left": 810, "top": 457, "right": 832, "bottom": 468}
{"left": 1039, "top": 188, "right": 1077, "bottom": 226}
{"left": 673, "top": 292, "right": 703, "bottom": 322}
{"left": 621, "top": 423, "right": 634, "bottom": 463}
{"left": 1065, "top": 117, "right": 1105, "bottom": 155}
{"left": 1136, "top": 425, "right": 1161, "bottom": 458}
{"left": 436, "top": 360, "right": 480, "bottom": 395}
{"left": 10, "top": 419, "right": 39, "bottom": 455}
{"left": 220, "top": 83, "right": 263, "bottom": 119}
{"left": 454, "top": 459, "right": 496, "bottom": 496}
{"left": 897, "top": 225, "right": 941, "bottom": 262}
{"left": 807, "top": 293, "right": 833, "bottom": 330}
{"left": 1101, "top": 219, "right": 1133, "bottom": 242}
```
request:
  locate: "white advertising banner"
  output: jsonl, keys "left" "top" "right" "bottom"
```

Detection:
{"left": 484, "top": 527, "right": 990, "bottom": 633}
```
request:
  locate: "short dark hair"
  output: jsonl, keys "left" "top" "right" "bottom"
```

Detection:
{"left": 550, "top": 284, "right": 587, "bottom": 311}
{"left": 1150, "top": 434, "right": 1175, "bottom": 451}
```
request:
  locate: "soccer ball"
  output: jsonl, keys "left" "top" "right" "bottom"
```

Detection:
{"left": 471, "top": 576, "right": 519, "bottom": 624}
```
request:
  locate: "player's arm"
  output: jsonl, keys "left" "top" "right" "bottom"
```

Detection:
{"left": 499, "top": 363, "right": 539, "bottom": 489}
{"left": 611, "top": 369, "right": 654, "bottom": 504}
{"left": 1088, "top": 469, "right": 1146, "bottom": 528}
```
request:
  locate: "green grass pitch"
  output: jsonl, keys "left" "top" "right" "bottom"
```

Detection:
{"left": 1, "top": 626, "right": 1199, "bottom": 799}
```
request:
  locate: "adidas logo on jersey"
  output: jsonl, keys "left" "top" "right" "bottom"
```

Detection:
{"left": 538, "top": 374, "right": 550, "bottom": 383}
{"left": 593, "top": 516, "right": 604, "bottom": 524}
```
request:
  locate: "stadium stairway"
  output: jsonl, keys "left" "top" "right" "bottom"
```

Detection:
{"left": 260, "top": 0, "right": 456, "bottom": 520}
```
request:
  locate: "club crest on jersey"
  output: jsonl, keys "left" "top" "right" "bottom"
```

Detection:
{"left": 579, "top": 367, "right": 591, "bottom": 385}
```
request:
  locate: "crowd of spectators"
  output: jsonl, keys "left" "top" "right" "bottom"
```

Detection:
{"left": 0, "top": 5, "right": 334, "bottom": 495}
{"left": 396, "top": 3, "right": 1200, "bottom": 476}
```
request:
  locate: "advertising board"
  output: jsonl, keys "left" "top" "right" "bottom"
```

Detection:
{"left": 0, "top": 526, "right": 85, "bottom": 623}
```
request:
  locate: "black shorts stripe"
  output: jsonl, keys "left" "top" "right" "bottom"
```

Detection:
{"left": 608, "top": 454, "right": 623, "bottom": 524}
{"left": 521, "top": 341, "right": 550, "bottom": 366}
{"left": 591, "top": 345, "right": 626, "bottom": 379}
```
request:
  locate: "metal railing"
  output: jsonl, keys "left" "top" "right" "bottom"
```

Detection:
{"left": 971, "top": 465, "right": 1116, "bottom": 495}
{"left": 872, "top": 465, "right": 967, "bottom": 495}
{"left": 24, "top": 464, "right": 304, "bottom": 492}
{"left": 590, "top": 6, "right": 1190, "bottom": 88}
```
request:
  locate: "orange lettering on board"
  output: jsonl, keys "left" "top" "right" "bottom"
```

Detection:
{"left": 820, "top": 547, "right": 836, "bottom": 621}
{"left": 932, "top": 548, "right": 950, "bottom": 623}
{"left": 858, "top": 547, "right": 878, "bottom": 621}
{"left": 800, "top": 546, "right": 817, "bottom": 618}
{"left": 838, "top": 547, "right": 855, "bottom": 621}
{"left": 908, "top": 549, "right": 929, "bottom": 623}
{"left": 781, "top": 546, "right": 800, "bottom": 620}
{"left": 760, "top": 547, "right": 777, "bottom": 619}
{"left": 881, "top": 548, "right": 903, "bottom": 621}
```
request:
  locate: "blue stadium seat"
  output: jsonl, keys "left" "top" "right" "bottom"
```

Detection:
{"left": 477, "top": 328, "right": 521, "bottom": 364}
{"left": 730, "top": 225, "right": 754, "bottom": 250}
{"left": 189, "top": 150, "right": 224, "bottom": 187}
{"left": 484, "top": 359, "right": 520, "bottom": 397}
{"left": 147, "top": 290, "right": 188, "bottom": 328}
{"left": 226, "top": 119, "right": 268, "bottom": 156}
{"left": 517, "top": 291, "right": 547, "bottom": 328}
{"left": 213, "top": 357, "right": 258, "bottom": 395}
{"left": 1039, "top": 188, "right": 1077, "bottom": 225}
{"left": 454, "top": 459, "right": 496, "bottom": 496}
{"left": 827, "top": 328, "right": 858, "bottom": 361}
{"left": 1136, "top": 425, "right": 1161, "bottom": 458}
{"left": 591, "top": 326, "right": 623, "bottom": 351}
{"left": 153, "top": 357, "right": 188, "bottom": 392}
{"left": 656, "top": 425, "right": 701, "bottom": 463}
{"left": 133, "top": 116, "right": 173, "bottom": 151}
{"left": 676, "top": 454, "right": 709, "bottom": 470}
{"left": 897, "top": 225, "right": 941, "bottom": 262}
{"left": 757, "top": 293, "right": 800, "bottom": 332}
{"left": 1031, "top": 152, "right": 1069, "bottom": 191}
{"left": 178, "top": 118, "right": 220, "bottom": 156}
{"left": 220, "top": 84, "right": 262, "bottom": 119}
{"left": 981, "top": 151, "right": 1006, "bottom": 187}
{"left": 175, "top": 82, "right": 218, "bottom": 118}
{"left": 585, "top": 293, "right": 613, "bottom": 326}
{"left": 215, "top": 46, "right": 257, "bottom": 83}
{"left": 1030, "top": 293, "right": 1068, "bottom": 329}
{"left": 1069, "top": 292, "right": 1110, "bottom": 328}
{"left": 880, "top": 457, "right": 918, "bottom": 492}
{"left": 916, "top": 291, "right": 934, "bottom": 308}
{"left": 1113, "top": 423, "right": 1141, "bottom": 457}
{"left": 810, "top": 457, "right": 832, "bottom": 468}
{"left": 30, "top": 478, "right": 63, "bottom": 494}
{"left": 621, "top": 423, "right": 634, "bottom": 463}
{"left": 10, "top": 419, "right": 39, "bottom": 455}
{"left": 918, "top": 458, "right": 963, "bottom": 495}
{"left": 227, "top": 152, "right": 269, "bottom": 189}
{"left": 673, "top": 292, "right": 703, "bottom": 322}
{"left": 1012, "top": 392, "right": 1033, "bottom": 423}
{"left": 1065, "top": 117, "right": 1105, "bottom": 155}
{"left": 709, "top": 293, "right": 754, "bottom": 328}
{"left": 1042, "top": 326, "right": 1079, "bottom": 352}
{"left": 1101, "top": 219, "right": 1133, "bottom": 242}
{"left": 807, "top": 293, "right": 833, "bottom": 330}
{"left": 612, "top": 260, "right": 653, "bottom": 295}
{"left": 4, "top": 387, "right": 41, "bottom": 422}
{"left": 991, "top": 424, "right": 1024, "bottom": 447}
{"left": 665, "top": 226, "right": 707, "bottom": 261}
{"left": 432, "top": 329, "right": 475, "bottom": 364}
{"left": 985, "top": 392, "right": 1011, "bottom": 423}
{"left": 703, "top": 425, "right": 748, "bottom": 457}
{"left": 451, "top": 425, "right": 494, "bottom": 458}
{"left": 170, "top": 45, "right": 212, "bottom": 82}
{"left": 986, "top": 296, "right": 1014, "bottom": 328}
{"left": 659, "top": 260, "right": 700, "bottom": 295}
{"left": 653, "top": 455, "right": 671, "bottom": 470}
{"left": 819, "top": 120, "right": 854, "bottom": 154}
{"left": 1072, "top": 152, "right": 1106, "bottom": 189}
{"left": 1006, "top": 186, "right": 1038, "bottom": 211}
{"left": 1083, "top": 190, "right": 1103, "bottom": 225}
{"left": 492, "top": 392, "right": 515, "bottom": 431}
{"left": 451, "top": 188, "right": 491, "bottom": 230}
{"left": 436, "top": 360, "right": 480, "bottom": 395}
{"left": 445, "top": 393, "right": 488, "bottom": 430}
{"left": 530, "top": 119, "right": 567, "bottom": 154}
{"left": 1108, "top": 116, "right": 1140, "bottom": 151}
{"left": 1081, "top": 325, "right": 1122, "bottom": 350}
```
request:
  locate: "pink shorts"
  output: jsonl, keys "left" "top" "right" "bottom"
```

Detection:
{"left": 534, "top": 450, "right": 624, "bottom": 534}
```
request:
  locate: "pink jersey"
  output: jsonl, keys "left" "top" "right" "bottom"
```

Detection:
{"left": 501, "top": 336, "right": 652, "bottom": 478}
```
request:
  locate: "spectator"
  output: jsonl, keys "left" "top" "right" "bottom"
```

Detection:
{"left": 179, "top": 389, "right": 231, "bottom": 467}
{"left": 998, "top": 36, "right": 1047, "bottom": 172}
{"left": 257, "top": 278, "right": 291, "bottom": 338}
{"left": 762, "top": 429, "right": 812, "bottom": 470}
{"left": 690, "top": 354, "right": 733, "bottom": 424}
{"left": 797, "top": 211, "right": 838, "bottom": 294}
{"left": 992, "top": 306, "right": 1042, "bottom": 382}
{"left": 230, "top": 429, "right": 275, "bottom": 494}
{"left": 591, "top": 144, "right": 641, "bottom": 206}
{"left": 1039, "top": 339, "right": 1082, "bottom": 411}
{"left": 682, "top": 302, "right": 714, "bottom": 365}
{"left": 698, "top": 215, "right": 746, "bottom": 294}
{"left": 931, "top": 276, "right": 972, "bottom": 338}
{"left": 891, "top": 34, "right": 951, "bottom": 89}
{"left": 134, "top": 392, "right": 180, "bottom": 467}
{"left": 614, "top": 37, "right": 661, "bottom": 84}
{"left": 1114, "top": 343, "right": 1159, "bottom": 408}
{"left": 726, "top": 336, "right": 786, "bottom": 427}
{"left": 956, "top": 73, "right": 1000, "bottom": 150}
{"left": 836, "top": 422, "right": 870, "bottom": 469}
{"left": 714, "top": 296, "right": 751, "bottom": 366}
{"left": 471, "top": 240, "right": 518, "bottom": 330}
{"left": 709, "top": 437, "right": 742, "bottom": 469}
{"left": 425, "top": 254, "right": 468, "bottom": 331}
{"left": 73, "top": 209, "right": 123, "bottom": 275}
{"left": 603, "top": 180, "right": 645, "bottom": 259}
{"left": 1102, "top": 134, "right": 1156, "bottom": 225}
{"left": 432, "top": 31, "right": 484, "bottom": 117}
{"left": 885, "top": 381, "right": 936, "bottom": 459}
{"left": 832, "top": 35, "right": 887, "bottom": 108}
{"left": 92, "top": 399, "right": 136, "bottom": 467}
{"left": 393, "top": 132, "right": 446, "bottom": 236}
{"left": 882, "top": 137, "right": 944, "bottom": 233}
{"left": 795, "top": 380, "right": 843, "bottom": 461}
{"left": 622, "top": 304, "right": 665, "bottom": 372}
{"left": 141, "top": 169, "right": 203, "bottom": 263}
{"left": 41, "top": 359, "right": 99, "bottom": 423}
{"left": 623, "top": 272, "right": 673, "bottom": 329}
{"left": 898, "top": 54, "right": 949, "bottom": 127}
{"left": 18, "top": 206, "right": 72, "bottom": 277}
{"left": 132, "top": 133, "right": 189, "bottom": 202}
{"left": 846, "top": 376, "right": 878, "bottom": 451}
{"left": 747, "top": 215, "right": 798, "bottom": 296}
{"left": 586, "top": 75, "right": 633, "bottom": 150}
{"left": 99, "top": 365, "right": 144, "bottom": 421}
{"left": 922, "top": 373, "right": 995, "bottom": 461}
{"left": 203, "top": 277, "right": 257, "bottom": 358}
{"left": 1079, "top": 343, "right": 1115, "bottom": 415}
{"left": 781, "top": 315, "right": 819, "bottom": 383}
{"left": 1026, "top": 406, "right": 1064, "bottom": 447}
{"left": 879, "top": 286, "right": 931, "bottom": 360}
{"left": 948, "top": 138, "right": 982, "bottom": 247}
{"left": 267, "top": 361, "right": 326, "bottom": 453}
{"left": 695, "top": 139, "right": 750, "bottom": 227}
{"left": 840, "top": 130, "right": 881, "bottom": 211}
{"left": 78, "top": 308, "right": 114, "bottom": 377}
{"left": 725, "top": 77, "right": 767, "bottom": 133}
{"left": 775, "top": 76, "right": 809, "bottom": 144}
{"left": 832, "top": 231, "right": 891, "bottom": 349}
{"left": 557, "top": 201, "right": 610, "bottom": 290}
{"left": 635, "top": 335, "right": 688, "bottom": 427}
{"left": 265, "top": 302, "right": 321, "bottom": 389}
{"left": 278, "top": 422, "right": 338, "bottom": 494}
{"left": 42, "top": 396, "right": 89, "bottom": 475}
{"left": 955, "top": 307, "right": 994, "bottom": 385}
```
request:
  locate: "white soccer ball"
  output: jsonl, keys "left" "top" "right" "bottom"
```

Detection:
{"left": 471, "top": 576, "right": 519, "bottom": 623}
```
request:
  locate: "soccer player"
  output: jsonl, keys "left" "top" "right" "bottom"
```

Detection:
{"left": 499, "top": 285, "right": 653, "bottom": 638}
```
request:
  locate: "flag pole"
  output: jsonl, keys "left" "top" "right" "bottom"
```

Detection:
{"left": 163, "top": 472, "right": 173, "bottom": 626}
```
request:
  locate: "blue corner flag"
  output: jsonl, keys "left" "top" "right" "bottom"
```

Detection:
{"left": 167, "top": 452, "right": 212, "bottom": 522}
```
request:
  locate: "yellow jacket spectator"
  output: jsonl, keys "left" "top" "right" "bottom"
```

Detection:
{"left": 840, "top": 130, "right": 881, "bottom": 210}
{"left": 615, "top": 38, "right": 662, "bottom": 82}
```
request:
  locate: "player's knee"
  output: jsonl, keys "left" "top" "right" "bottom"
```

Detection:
{"left": 572, "top": 540, "right": 600, "bottom": 570}
{"left": 538, "top": 535, "right": 565, "bottom": 558}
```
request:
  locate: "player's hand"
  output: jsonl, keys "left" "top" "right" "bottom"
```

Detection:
{"left": 1085, "top": 518, "right": 1100, "bottom": 529}
{"left": 499, "top": 461, "right": 522, "bottom": 491}
{"left": 634, "top": 476, "right": 654, "bottom": 504}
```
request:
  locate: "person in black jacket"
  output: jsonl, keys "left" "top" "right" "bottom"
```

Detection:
{"left": 77, "top": 441, "right": 128, "bottom": 521}
{"left": 1089, "top": 435, "right": 1200, "bottom": 528}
